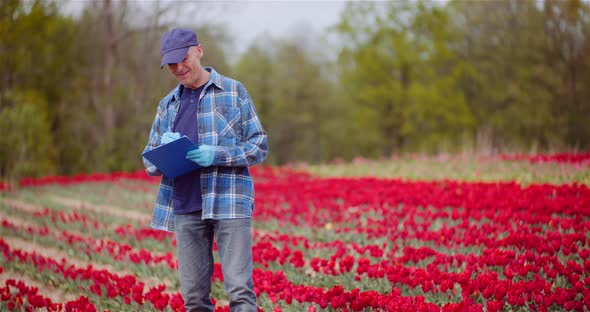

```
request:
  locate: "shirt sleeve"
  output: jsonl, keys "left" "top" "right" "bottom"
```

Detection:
{"left": 142, "top": 100, "right": 167, "bottom": 176}
{"left": 213, "top": 83, "right": 268, "bottom": 167}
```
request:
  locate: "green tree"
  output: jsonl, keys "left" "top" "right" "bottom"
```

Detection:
{"left": 233, "top": 44, "right": 274, "bottom": 138}
{"left": 0, "top": 91, "right": 56, "bottom": 178}
{"left": 61, "top": 1, "right": 233, "bottom": 173}
{"left": 335, "top": 1, "right": 476, "bottom": 155}
{"left": 449, "top": 0, "right": 571, "bottom": 151}
{"left": 542, "top": 0, "right": 590, "bottom": 149}
{"left": 234, "top": 36, "right": 342, "bottom": 164}
{"left": 0, "top": 0, "right": 79, "bottom": 178}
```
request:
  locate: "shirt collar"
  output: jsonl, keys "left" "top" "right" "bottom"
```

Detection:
{"left": 171, "top": 67, "right": 223, "bottom": 101}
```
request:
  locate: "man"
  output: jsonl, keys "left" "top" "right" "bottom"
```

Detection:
{"left": 142, "top": 27, "right": 268, "bottom": 312}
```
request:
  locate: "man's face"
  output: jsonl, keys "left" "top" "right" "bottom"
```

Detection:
{"left": 166, "top": 45, "right": 204, "bottom": 89}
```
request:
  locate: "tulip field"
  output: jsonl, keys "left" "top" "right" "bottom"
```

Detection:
{"left": 1, "top": 153, "right": 589, "bottom": 311}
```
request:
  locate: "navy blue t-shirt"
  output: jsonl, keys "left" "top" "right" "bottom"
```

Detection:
{"left": 171, "top": 83, "right": 206, "bottom": 214}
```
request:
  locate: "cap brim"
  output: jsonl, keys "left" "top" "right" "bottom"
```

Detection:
{"left": 160, "top": 47, "right": 189, "bottom": 69}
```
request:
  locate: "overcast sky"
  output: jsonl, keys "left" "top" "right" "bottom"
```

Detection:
{"left": 192, "top": 0, "right": 349, "bottom": 56}
{"left": 63, "top": 0, "right": 349, "bottom": 57}
{"left": 220, "top": 1, "right": 347, "bottom": 43}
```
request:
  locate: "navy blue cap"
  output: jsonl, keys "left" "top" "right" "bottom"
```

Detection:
{"left": 160, "top": 28, "right": 199, "bottom": 68}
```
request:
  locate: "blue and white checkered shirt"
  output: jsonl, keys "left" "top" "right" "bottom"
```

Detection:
{"left": 142, "top": 67, "right": 268, "bottom": 232}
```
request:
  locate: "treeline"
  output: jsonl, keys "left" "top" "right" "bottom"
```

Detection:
{"left": 1, "top": 0, "right": 589, "bottom": 178}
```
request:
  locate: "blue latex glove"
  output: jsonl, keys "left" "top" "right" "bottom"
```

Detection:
{"left": 161, "top": 132, "right": 180, "bottom": 144}
{"left": 186, "top": 145, "right": 215, "bottom": 167}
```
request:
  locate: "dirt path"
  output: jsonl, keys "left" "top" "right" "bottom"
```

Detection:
{"left": 0, "top": 197, "right": 45, "bottom": 215}
{"left": 2, "top": 213, "right": 174, "bottom": 270}
{"left": 49, "top": 196, "right": 151, "bottom": 224}
{"left": 1, "top": 196, "right": 150, "bottom": 228}
{"left": 0, "top": 269, "right": 79, "bottom": 303}
{"left": 1, "top": 195, "right": 151, "bottom": 226}
{"left": 0, "top": 197, "right": 177, "bottom": 287}
{"left": 2, "top": 235, "right": 176, "bottom": 291}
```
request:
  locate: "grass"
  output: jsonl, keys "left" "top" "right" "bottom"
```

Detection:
{"left": 303, "top": 154, "right": 590, "bottom": 185}
{"left": 1, "top": 154, "right": 588, "bottom": 311}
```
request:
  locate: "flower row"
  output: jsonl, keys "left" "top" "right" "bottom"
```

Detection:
{"left": 500, "top": 151, "right": 590, "bottom": 165}
{"left": 5, "top": 205, "right": 589, "bottom": 312}
{"left": 0, "top": 271, "right": 97, "bottom": 312}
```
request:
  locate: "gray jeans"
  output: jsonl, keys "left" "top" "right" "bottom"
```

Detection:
{"left": 175, "top": 211, "right": 257, "bottom": 312}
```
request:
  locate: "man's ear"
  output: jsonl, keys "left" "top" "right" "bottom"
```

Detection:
{"left": 198, "top": 45, "right": 204, "bottom": 58}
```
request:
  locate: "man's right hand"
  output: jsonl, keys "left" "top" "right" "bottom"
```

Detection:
{"left": 161, "top": 132, "right": 181, "bottom": 144}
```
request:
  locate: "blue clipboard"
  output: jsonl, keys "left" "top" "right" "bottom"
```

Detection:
{"left": 141, "top": 136, "right": 201, "bottom": 178}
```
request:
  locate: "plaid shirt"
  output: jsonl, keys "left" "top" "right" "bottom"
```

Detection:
{"left": 142, "top": 67, "right": 268, "bottom": 232}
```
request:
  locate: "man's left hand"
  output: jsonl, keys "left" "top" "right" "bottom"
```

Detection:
{"left": 186, "top": 145, "right": 215, "bottom": 167}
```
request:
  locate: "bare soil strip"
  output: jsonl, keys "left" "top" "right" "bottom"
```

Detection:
{"left": 3, "top": 196, "right": 149, "bottom": 225}
{"left": 0, "top": 198, "right": 45, "bottom": 215}
{"left": 2, "top": 231, "right": 176, "bottom": 290}
{"left": 49, "top": 196, "right": 151, "bottom": 224}
{"left": 0, "top": 269, "right": 79, "bottom": 303}
{"left": 2, "top": 213, "right": 173, "bottom": 267}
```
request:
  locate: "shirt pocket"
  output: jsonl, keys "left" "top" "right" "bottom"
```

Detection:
{"left": 214, "top": 106, "right": 241, "bottom": 145}
{"left": 160, "top": 104, "right": 177, "bottom": 133}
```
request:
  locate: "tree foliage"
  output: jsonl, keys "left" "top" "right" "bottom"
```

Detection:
{"left": 335, "top": 1, "right": 476, "bottom": 154}
{"left": 234, "top": 38, "right": 341, "bottom": 164}
{"left": 0, "top": 0, "right": 77, "bottom": 177}
{"left": 1, "top": 0, "right": 589, "bottom": 178}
